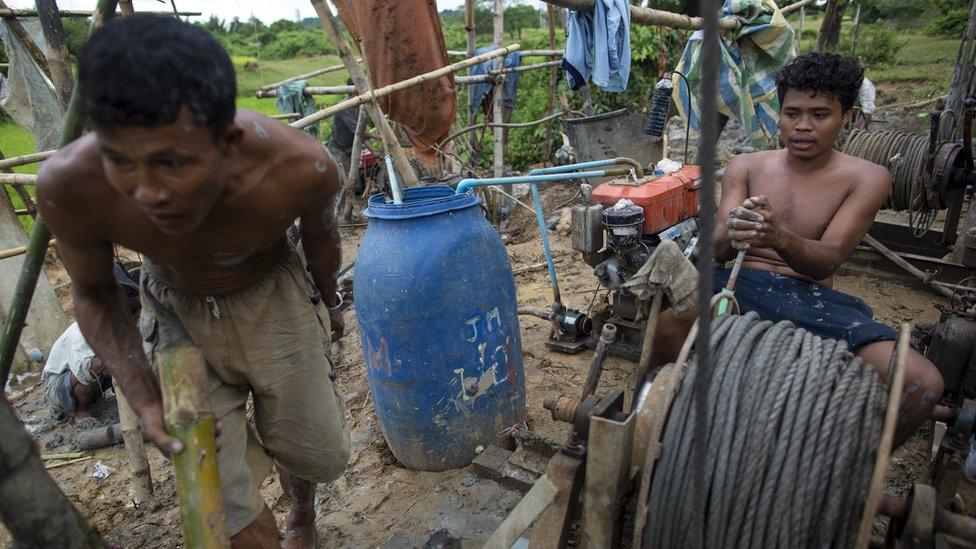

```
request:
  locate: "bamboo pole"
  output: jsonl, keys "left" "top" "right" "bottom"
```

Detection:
{"left": 269, "top": 112, "right": 300, "bottom": 120}
{"left": 117, "top": 0, "right": 133, "bottom": 16}
{"left": 0, "top": 239, "right": 55, "bottom": 260}
{"left": 44, "top": 455, "right": 92, "bottom": 469}
{"left": 256, "top": 67, "right": 554, "bottom": 98}
{"left": 538, "top": 0, "right": 811, "bottom": 30}
{"left": 35, "top": 0, "right": 73, "bottom": 111}
{"left": 116, "top": 387, "right": 153, "bottom": 505}
{"left": 159, "top": 346, "right": 229, "bottom": 548}
{"left": 0, "top": 149, "right": 56, "bottom": 169}
{"left": 464, "top": 0, "right": 477, "bottom": 156}
{"left": 309, "top": 0, "right": 418, "bottom": 187}
{"left": 259, "top": 62, "right": 348, "bottom": 92}
{"left": 448, "top": 48, "right": 562, "bottom": 57}
{"left": 0, "top": 173, "right": 38, "bottom": 186}
{"left": 0, "top": 8, "right": 199, "bottom": 16}
{"left": 340, "top": 106, "right": 368, "bottom": 222}
{"left": 0, "top": 0, "right": 118, "bottom": 388}
{"left": 545, "top": 5, "right": 558, "bottom": 164}
{"left": 0, "top": 398, "right": 106, "bottom": 547}
{"left": 290, "top": 43, "right": 520, "bottom": 128}
{"left": 40, "top": 452, "right": 84, "bottom": 460}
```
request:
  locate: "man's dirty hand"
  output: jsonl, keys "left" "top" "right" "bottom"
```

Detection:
{"left": 138, "top": 399, "right": 184, "bottom": 457}
{"left": 330, "top": 311, "right": 345, "bottom": 342}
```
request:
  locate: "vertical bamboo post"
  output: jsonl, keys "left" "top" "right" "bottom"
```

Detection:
{"left": 158, "top": 346, "right": 229, "bottom": 548}
{"left": 797, "top": 5, "right": 804, "bottom": 50}
{"left": 465, "top": 0, "right": 477, "bottom": 158}
{"left": 34, "top": 0, "right": 74, "bottom": 111}
{"left": 490, "top": 0, "right": 506, "bottom": 224}
{"left": 492, "top": 0, "right": 504, "bottom": 179}
{"left": 118, "top": 0, "right": 134, "bottom": 16}
{"left": 544, "top": 5, "right": 557, "bottom": 164}
{"left": 340, "top": 106, "right": 367, "bottom": 222}
{"left": 309, "top": 0, "right": 418, "bottom": 187}
{"left": 115, "top": 386, "right": 153, "bottom": 505}
{"left": 0, "top": 0, "right": 119, "bottom": 388}
{"left": 0, "top": 398, "right": 106, "bottom": 547}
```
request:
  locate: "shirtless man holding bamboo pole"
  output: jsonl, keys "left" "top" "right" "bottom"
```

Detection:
{"left": 36, "top": 15, "right": 348, "bottom": 547}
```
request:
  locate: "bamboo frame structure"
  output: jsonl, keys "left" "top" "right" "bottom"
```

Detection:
{"left": 158, "top": 346, "right": 229, "bottom": 547}
{"left": 447, "top": 48, "right": 561, "bottom": 57}
{"left": 289, "top": 43, "right": 519, "bottom": 129}
{"left": 0, "top": 148, "right": 37, "bottom": 218}
{"left": 0, "top": 0, "right": 52, "bottom": 78}
{"left": 0, "top": 173, "right": 37, "bottom": 186}
{"left": 492, "top": 0, "right": 504, "bottom": 181}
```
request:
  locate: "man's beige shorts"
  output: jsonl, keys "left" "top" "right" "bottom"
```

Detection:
{"left": 139, "top": 251, "right": 350, "bottom": 536}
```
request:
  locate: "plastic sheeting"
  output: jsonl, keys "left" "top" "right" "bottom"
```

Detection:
{"left": 0, "top": 19, "right": 63, "bottom": 151}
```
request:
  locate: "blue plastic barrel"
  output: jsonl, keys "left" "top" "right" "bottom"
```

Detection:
{"left": 354, "top": 186, "right": 526, "bottom": 471}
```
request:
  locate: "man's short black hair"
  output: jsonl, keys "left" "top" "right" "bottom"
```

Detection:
{"left": 775, "top": 52, "right": 863, "bottom": 112}
{"left": 78, "top": 14, "right": 236, "bottom": 137}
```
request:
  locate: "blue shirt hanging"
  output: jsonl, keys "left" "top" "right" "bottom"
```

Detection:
{"left": 562, "top": 0, "right": 631, "bottom": 93}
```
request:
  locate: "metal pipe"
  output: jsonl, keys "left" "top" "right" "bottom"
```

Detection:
{"left": 517, "top": 307, "right": 552, "bottom": 320}
{"left": 528, "top": 158, "right": 625, "bottom": 176}
{"left": 879, "top": 492, "right": 976, "bottom": 543}
{"left": 385, "top": 154, "right": 403, "bottom": 204}
{"left": 582, "top": 323, "right": 616, "bottom": 400}
{"left": 532, "top": 183, "right": 561, "bottom": 304}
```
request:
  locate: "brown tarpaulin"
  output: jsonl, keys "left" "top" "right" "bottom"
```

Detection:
{"left": 333, "top": 0, "right": 457, "bottom": 165}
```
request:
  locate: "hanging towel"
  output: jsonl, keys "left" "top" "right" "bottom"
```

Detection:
{"left": 468, "top": 46, "right": 522, "bottom": 116}
{"left": 333, "top": 0, "right": 457, "bottom": 165}
{"left": 562, "top": 0, "right": 631, "bottom": 93}
{"left": 673, "top": 0, "right": 795, "bottom": 148}
{"left": 275, "top": 79, "right": 318, "bottom": 137}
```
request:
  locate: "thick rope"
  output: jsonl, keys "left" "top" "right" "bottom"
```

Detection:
{"left": 841, "top": 128, "right": 929, "bottom": 211}
{"left": 644, "top": 312, "right": 887, "bottom": 549}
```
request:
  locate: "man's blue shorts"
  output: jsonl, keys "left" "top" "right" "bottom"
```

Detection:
{"left": 713, "top": 266, "right": 898, "bottom": 352}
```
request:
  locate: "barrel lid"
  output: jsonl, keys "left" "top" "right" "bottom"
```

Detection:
{"left": 364, "top": 185, "right": 480, "bottom": 220}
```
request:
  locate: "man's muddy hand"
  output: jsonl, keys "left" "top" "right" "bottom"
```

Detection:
{"left": 330, "top": 311, "right": 345, "bottom": 342}
{"left": 137, "top": 400, "right": 184, "bottom": 456}
{"left": 727, "top": 196, "right": 767, "bottom": 250}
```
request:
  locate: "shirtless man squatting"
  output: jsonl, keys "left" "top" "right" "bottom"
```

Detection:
{"left": 657, "top": 52, "right": 944, "bottom": 446}
{"left": 37, "top": 16, "right": 349, "bottom": 547}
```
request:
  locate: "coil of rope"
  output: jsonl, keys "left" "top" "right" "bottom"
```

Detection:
{"left": 644, "top": 312, "right": 887, "bottom": 549}
{"left": 841, "top": 128, "right": 934, "bottom": 233}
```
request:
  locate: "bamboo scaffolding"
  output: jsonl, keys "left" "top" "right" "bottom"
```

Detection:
{"left": 290, "top": 43, "right": 520, "bottom": 129}
{"left": 340, "top": 106, "right": 368, "bottom": 222}
{"left": 465, "top": 0, "right": 476, "bottom": 153}
{"left": 0, "top": 148, "right": 37, "bottom": 218}
{"left": 0, "top": 149, "right": 56, "bottom": 169}
{"left": 538, "top": 0, "right": 812, "bottom": 30}
{"left": 0, "top": 8, "right": 199, "bottom": 16}
{"left": 159, "top": 346, "right": 229, "bottom": 547}
{"left": 0, "top": 0, "right": 118, "bottom": 388}
{"left": 258, "top": 61, "right": 349, "bottom": 92}
{"left": 310, "top": 0, "right": 418, "bottom": 186}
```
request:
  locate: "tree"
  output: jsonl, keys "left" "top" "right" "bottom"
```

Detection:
{"left": 504, "top": 4, "right": 539, "bottom": 39}
{"left": 198, "top": 14, "right": 226, "bottom": 35}
{"left": 269, "top": 19, "right": 302, "bottom": 33}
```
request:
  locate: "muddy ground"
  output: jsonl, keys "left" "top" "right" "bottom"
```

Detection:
{"left": 1, "top": 106, "right": 965, "bottom": 547}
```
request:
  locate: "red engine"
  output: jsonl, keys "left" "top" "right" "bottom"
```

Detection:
{"left": 589, "top": 164, "right": 701, "bottom": 234}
